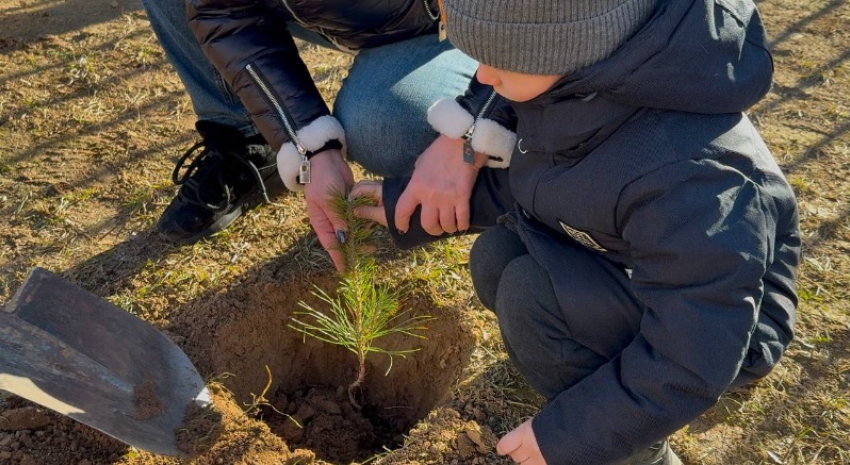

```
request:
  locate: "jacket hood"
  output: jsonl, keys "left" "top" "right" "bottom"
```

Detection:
{"left": 530, "top": 0, "right": 773, "bottom": 114}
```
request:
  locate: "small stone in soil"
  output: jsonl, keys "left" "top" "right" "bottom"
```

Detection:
{"left": 456, "top": 432, "right": 475, "bottom": 459}
{"left": 314, "top": 397, "right": 342, "bottom": 415}
{"left": 281, "top": 418, "right": 304, "bottom": 443}
{"left": 295, "top": 404, "right": 315, "bottom": 422}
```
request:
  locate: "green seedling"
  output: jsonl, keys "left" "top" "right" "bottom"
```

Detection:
{"left": 289, "top": 190, "right": 432, "bottom": 409}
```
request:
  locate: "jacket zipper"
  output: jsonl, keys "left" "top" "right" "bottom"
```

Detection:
{"left": 476, "top": 90, "right": 498, "bottom": 120}
{"left": 245, "top": 64, "right": 311, "bottom": 184}
{"left": 461, "top": 91, "right": 498, "bottom": 164}
{"left": 424, "top": 0, "right": 440, "bottom": 20}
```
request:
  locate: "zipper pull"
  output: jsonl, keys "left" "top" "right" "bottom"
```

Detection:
{"left": 296, "top": 144, "right": 311, "bottom": 184}
{"left": 299, "top": 157, "right": 311, "bottom": 184}
{"left": 462, "top": 125, "right": 476, "bottom": 165}
{"left": 438, "top": 0, "right": 447, "bottom": 41}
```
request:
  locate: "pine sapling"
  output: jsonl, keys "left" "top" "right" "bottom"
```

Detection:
{"left": 289, "top": 190, "right": 432, "bottom": 409}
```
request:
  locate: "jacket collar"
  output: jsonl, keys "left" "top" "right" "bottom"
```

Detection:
{"left": 510, "top": 93, "right": 640, "bottom": 164}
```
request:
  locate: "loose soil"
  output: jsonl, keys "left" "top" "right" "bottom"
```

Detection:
{"left": 172, "top": 271, "right": 476, "bottom": 463}
{"left": 174, "top": 401, "right": 223, "bottom": 457}
{"left": 0, "top": 396, "right": 126, "bottom": 465}
{"left": 175, "top": 401, "right": 222, "bottom": 458}
{"left": 0, "top": 407, "right": 51, "bottom": 432}
{"left": 131, "top": 378, "right": 165, "bottom": 421}
{"left": 265, "top": 386, "right": 394, "bottom": 463}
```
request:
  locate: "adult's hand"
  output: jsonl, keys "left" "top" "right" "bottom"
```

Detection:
{"left": 303, "top": 149, "right": 355, "bottom": 272}
{"left": 349, "top": 180, "right": 387, "bottom": 227}
{"left": 395, "top": 135, "right": 483, "bottom": 236}
{"left": 497, "top": 418, "right": 547, "bottom": 465}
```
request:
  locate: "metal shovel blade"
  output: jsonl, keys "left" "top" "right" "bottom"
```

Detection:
{"left": 0, "top": 267, "right": 209, "bottom": 457}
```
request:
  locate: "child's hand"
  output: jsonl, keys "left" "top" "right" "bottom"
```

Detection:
{"left": 396, "top": 135, "right": 478, "bottom": 235}
{"left": 350, "top": 180, "right": 387, "bottom": 227}
{"left": 497, "top": 418, "right": 547, "bottom": 465}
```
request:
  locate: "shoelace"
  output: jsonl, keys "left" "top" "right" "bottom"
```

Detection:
{"left": 171, "top": 141, "right": 271, "bottom": 212}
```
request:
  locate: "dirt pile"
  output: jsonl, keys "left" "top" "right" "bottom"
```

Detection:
{"left": 379, "top": 407, "right": 500, "bottom": 465}
{"left": 0, "top": 396, "right": 125, "bottom": 465}
{"left": 165, "top": 386, "right": 312, "bottom": 465}
{"left": 175, "top": 400, "right": 223, "bottom": 457}
{"left": 127, "top": 384, "right": 314, "bottom": 465}
{"left": 0, "top": 407, "right": 51, "bottom": 431}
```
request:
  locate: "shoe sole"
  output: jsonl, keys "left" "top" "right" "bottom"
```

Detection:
{"left": 161, "top": 204, "right": 245, "bottom": 245}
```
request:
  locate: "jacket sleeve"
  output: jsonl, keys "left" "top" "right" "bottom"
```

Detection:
{"left": 426, "top": 75, "right": 518, "bottom": 168}
{"left": 531, "top": 160, "right": 775, "bottom": 465}
{"left": 187, "top": 0, "right": 344, "bottom": 163}
{"left": 380, "top": 166, "right": 515, "bottom": 249}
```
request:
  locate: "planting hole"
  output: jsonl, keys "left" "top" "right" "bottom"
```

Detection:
{"left": 178, "top": 274, "right": 475, "bottom": 463}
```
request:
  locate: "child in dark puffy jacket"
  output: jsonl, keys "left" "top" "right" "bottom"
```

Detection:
{"left": 351, "top": 0, "right": 801, "bottom": 463}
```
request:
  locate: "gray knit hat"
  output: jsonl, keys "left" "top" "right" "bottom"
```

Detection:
{"left": 444, "top": 0, "right": 657, "bottom": 75}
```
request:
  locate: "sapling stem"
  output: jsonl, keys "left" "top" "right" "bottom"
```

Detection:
{"left": 349, "top": 359, "right": 367, "bottom": 409}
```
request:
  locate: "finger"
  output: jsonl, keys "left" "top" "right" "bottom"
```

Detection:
{"left": 497, "top": 430, "right": 523, "bottom": 456}
{"left": 394, "top": 190, "right": 419, "bottom": 234}
{"left": 350, "top": 181, "right": 383, "bottom": 202}
{"left": 456, "top": 201, "right": 471, "bottom": 233}
{"left": 439, "top": 205, "right": 457, "bottom": 234}
{"left": 420, "top": 204, "right": 443, "bottom": 236}
{"left": 353, "top": 205, "right": 388, "bottom": 227}
{"left": 307, "top": 197, "right": 346, "bottom": 271}
{"left": 308, "top": 208, "right": 345, "bottom": 272}
{"left": 340, "top": 164, "right": 355, "bottom": 187}
{"left": 325, "top": 241, "right": 345, "bottom": 272}
{"left": 526, "top": 456, "right": 547, "bottom": 465}
{"left": 327, "top": 210, "right": 349, "bottom": 270}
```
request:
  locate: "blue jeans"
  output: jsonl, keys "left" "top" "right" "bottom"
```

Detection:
{"left": 141, "top": 0, "right": 478, "bottom": 177}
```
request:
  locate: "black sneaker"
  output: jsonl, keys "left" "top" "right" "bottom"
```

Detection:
{"left": 156, "top": 121, "right": 285, "bottom": 244}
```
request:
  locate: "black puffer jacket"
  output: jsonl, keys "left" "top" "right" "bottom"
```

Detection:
{"left": 382, "top": 0, "right": 800, "bottom": 462}
{"left": 187, "top": 0, "right": 512, "bottom": 161}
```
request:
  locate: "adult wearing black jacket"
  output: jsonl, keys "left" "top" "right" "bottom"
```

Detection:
{"left": 141, "top": 0, "right": 516, "bottom": 269}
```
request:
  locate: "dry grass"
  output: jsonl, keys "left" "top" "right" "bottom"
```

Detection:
{"left": 1, "top": 0, "right": 849, "bottom": 463}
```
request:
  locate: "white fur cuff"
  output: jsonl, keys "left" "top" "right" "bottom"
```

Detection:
{"left": 471, "top": 119, "right": 516, "bottom": 168}
{"left": 427, "top": 98, "right": 474, "bottom": 139}
{"left": 276, "top": 115, "right": 346, "bottom": 192}
{"left": 427, "top": 97, "right": 516, "bottom": 168}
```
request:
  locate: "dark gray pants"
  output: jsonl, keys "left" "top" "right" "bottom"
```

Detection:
{"left": 469, "top": 225, "right": 613, "bottom": 400}
{"left": 469, "top": 225, "right": 680, "bottom": 465}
